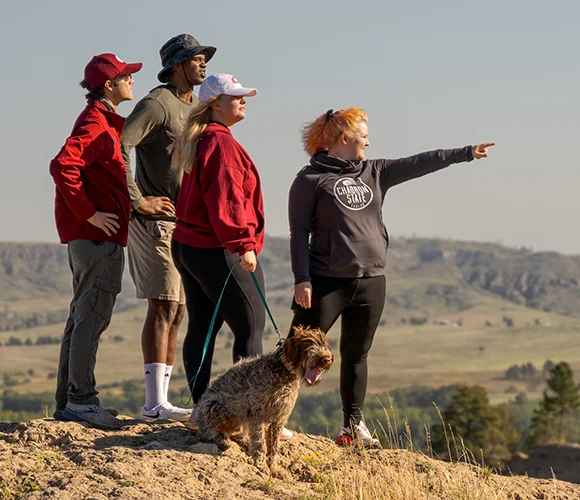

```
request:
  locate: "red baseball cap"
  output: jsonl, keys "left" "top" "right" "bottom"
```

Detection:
{"left": 82, "top": 53, "right": 143, "bottom": 90}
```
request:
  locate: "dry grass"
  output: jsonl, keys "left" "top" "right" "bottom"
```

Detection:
{"left": 297, "top": 402, "right": 574, "bottom": 500}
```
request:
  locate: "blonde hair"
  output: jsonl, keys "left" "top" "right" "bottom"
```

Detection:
{"left": 301, "top": 107, "right": 368, "bottom": 156}
{"left": 171, "top": 97, "right": 218, "bottom": 174}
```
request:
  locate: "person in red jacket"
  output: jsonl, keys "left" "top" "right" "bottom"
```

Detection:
{"left": 49, "top": 53, "right": 142, "bottom": 429}
{"left": 170, "top": 73, "right": 267, "bottom": 430}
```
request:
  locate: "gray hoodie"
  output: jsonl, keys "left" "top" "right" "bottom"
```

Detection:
{"left": 288, "top": 146, "right": 474, "bottom": 284}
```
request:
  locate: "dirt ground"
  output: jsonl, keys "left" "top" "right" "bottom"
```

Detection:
{"left": 1, "top": 418, "right": 580, "bottom": 499}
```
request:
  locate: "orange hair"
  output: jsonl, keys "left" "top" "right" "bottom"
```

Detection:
{"left": 301, "top": 107, "right": 368, "bottom": 156}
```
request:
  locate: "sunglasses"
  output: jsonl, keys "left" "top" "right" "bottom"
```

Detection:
{"left": 112, "top": 74, "right": 132, "bottom": 84}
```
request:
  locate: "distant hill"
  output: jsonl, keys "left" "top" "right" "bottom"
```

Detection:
{"left": 0, "top": 236, "right": 579, "bottom": 331}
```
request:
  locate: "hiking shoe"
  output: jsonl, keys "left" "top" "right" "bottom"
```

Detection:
{"left": 335, "top": 421, "right": 381, "bottom": 449}
{"left": 281, "top": 427, "right": 294, "bottom": 439}
{"left": 53, "top": 407, "right": 118, "bottom": 421}
{"left": 61, "top": 403, "right": 124, "bottom": 430}
{"left": 138, "top": 402, "right": 191, "bottom": 422}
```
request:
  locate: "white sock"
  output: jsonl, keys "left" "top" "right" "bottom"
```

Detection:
{"left": 144, "top": 363, "right": 166, "bottom": 410}
{"left": 163, "top": 365, "right": 173, "bottom": 403}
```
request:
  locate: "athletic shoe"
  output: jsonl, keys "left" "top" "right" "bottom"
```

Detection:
{"left": 335, "top": 421, "right": 381, "bottom": 449}
{"left": 184, "top": 404, "right": 199, "bottom": 430}
{"left": 53, "top": 407, "right": 118, "bottom": 421}
{"left": 137, "top": 402, "right": 191, "bottom": 422}
{"left": 61, "top": 403, "right": 124, "bottom": 430}
{"left": 281, "top": 427, "right": 294, "bottom": 439}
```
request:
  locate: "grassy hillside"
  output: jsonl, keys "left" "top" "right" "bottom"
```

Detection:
{"left": 1, "top": 236, "right": 579, "bottom": 403}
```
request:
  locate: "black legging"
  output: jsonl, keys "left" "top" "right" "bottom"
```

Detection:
{"left": 172, "top": 240, "right": 265, "bottom": 403}
{"left": 290, "top": 274, "right": 386, "bottom": 427}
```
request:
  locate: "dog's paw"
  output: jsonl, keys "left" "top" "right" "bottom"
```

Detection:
{"left": 253, "top": 458, "right": 268, "bottom": 474}
{"left": 269, "top": 466, "right": 289, "bottom": 480}
{"left": 211, "top": 436, "right": 230, "bottom": 452}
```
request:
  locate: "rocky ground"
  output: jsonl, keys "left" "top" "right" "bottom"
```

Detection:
{"left": 1, "top": 418, "right": 580, "bottom": 499}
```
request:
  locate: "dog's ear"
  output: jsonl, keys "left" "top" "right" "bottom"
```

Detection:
{"left": 311, "top": 328, "right": 327, "bottom": 345}
{"left": 283, "top": 326, "right": 306, "bottom": 367}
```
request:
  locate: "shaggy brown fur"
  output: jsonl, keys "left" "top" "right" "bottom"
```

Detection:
{"left": 196, "top": 326, "right": 333, "bottom": 475}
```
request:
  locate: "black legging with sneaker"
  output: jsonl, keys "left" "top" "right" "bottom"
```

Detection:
{"left": 171, "top": 241, "right": 265, "bottom": 403}
{"left": 290, "top": 274, "right": 386, "bottom": 427}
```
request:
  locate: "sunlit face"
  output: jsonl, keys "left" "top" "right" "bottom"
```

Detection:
{"left": 344, "top": 121, "right": 370, "bottom": 160}
{"left": 109, "top": 74, "right": 134, "bottom": 103}
{"left": 212, "top": 94, "right": 248, "bottom": 127}
{"left": 179, "top": 53, "right": 207, "bottom": 86}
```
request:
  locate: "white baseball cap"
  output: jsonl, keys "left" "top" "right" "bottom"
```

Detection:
{"left": 198, "top": 73, "right": 257, "bottom": 103}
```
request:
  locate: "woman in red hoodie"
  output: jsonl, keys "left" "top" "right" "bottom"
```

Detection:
{"left": 171, "top": 73, "right": 265, "bottom": 427}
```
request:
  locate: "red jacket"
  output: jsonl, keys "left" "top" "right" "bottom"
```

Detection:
{"left": 173, "top": 122, "right": 265, "bottom": 255}
{"left": 49, "top": 99, "right": 131, "bottom": 246}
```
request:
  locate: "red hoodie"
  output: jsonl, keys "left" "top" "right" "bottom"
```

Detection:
{"left": 173, "top": 122, "right": 265, "bottom": 255}
{"left": 49, "top": 99, "right": 131, "bottom": 246}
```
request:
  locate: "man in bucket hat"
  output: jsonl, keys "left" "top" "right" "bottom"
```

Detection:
{"left": 120, "top": 34, "right": 216, "bottom": 422}
{"left": 49, "top": 53, "right": 142, "bottom": 429}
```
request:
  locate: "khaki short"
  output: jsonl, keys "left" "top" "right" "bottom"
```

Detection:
{"left": 127, "top": 219, "right": 185, "bottom": 304}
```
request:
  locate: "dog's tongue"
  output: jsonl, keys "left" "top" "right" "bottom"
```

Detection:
{"left": 304, "top": 368, "right": 321, "bottom": 385}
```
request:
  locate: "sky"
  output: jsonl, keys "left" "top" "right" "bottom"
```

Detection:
{"left": 0, "top": 0, "right": 578, "bottom": 254}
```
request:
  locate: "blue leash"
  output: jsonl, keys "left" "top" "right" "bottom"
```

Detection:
{"left": 181, "top": 260, "right": 282, "bottom": 405}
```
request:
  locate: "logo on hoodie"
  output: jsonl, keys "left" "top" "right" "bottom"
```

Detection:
{"left": 333, "top": 177, "right": 373, "bottom": 210}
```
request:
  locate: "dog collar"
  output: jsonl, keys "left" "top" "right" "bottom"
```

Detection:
{"left": 280, "top": 352, "right": 296, "bottom": 374}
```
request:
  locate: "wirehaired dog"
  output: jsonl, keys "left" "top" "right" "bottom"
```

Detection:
{"left": 196, "top": 326, "right": 333, "bottom": 475}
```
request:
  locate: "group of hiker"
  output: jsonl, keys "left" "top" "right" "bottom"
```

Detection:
{"left": 49, "top": 32, "right": 494, "bottom": 447}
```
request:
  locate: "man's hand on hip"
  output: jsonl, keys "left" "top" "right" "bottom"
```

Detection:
{"left": 137, "top": 196, "right": 176, "bottom": 216}
{"left": 87, "top": 212, "right": 120, "bottom": 236}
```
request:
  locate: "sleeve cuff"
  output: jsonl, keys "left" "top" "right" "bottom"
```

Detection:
{"left": 237, "top": 243, "right": 255, "bottom": 256}
{"left": 80, "top": 208, "right": 97, "bottom": 222}
{"left": 466, "top": 145, "right": 475, "bottom": 161}
{"left": 132, "top": 195, "right": 146, "bottom": 210}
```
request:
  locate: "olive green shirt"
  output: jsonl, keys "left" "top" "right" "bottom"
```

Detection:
{"left": 121, "top": 86, "right": 198, "bottom": 210}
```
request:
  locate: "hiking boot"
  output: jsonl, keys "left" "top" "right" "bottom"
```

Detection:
{"left": 138, "top": 402, "right": 191, "bottom": 422}
{"left": 184, "top": 404, "right": 199, "bottom": 430}
{"left": 53, "top": 407, "right": 118, "bottom": 421}
{"left": 281, "top": 427, "right": 294, "bottom": 439}
{"left": 335, "top": 421, "right": 381, "bottom": 449}
{"left": 61, "top": 403, "right": 124, "bottom": 430}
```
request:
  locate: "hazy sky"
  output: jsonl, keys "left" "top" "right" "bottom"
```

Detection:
{"left": 1, "top": 1, "right": 578, "bottom": 253}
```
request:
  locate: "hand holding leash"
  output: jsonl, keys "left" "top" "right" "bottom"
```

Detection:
{"left": 240, "top": 250, "right": 257, "bottom": 272}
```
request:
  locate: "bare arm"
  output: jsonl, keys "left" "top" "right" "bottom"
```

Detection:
{"left": 120, "top": 98, "right": 174, "bottom": 215}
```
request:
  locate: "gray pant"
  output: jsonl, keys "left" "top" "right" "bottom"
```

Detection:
{"left": 55, "top": 239, "right": 124, "bottom": 409}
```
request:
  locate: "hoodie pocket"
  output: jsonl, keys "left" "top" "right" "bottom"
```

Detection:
{"left": 329, "top": 234, "right": 386, "bottom": 272}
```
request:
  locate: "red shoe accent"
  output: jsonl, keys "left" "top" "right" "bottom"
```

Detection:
{"left": 335, "top": 434, "right": 353, "bottom": 447}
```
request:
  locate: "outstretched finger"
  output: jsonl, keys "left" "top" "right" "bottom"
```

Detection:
{"left": 479, "top": 142, "right": 496, "bottom": 148}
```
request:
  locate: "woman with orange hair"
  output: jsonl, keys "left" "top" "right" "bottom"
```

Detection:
{"left": 288, "top": 107, "right": 495, "bottom": 448}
